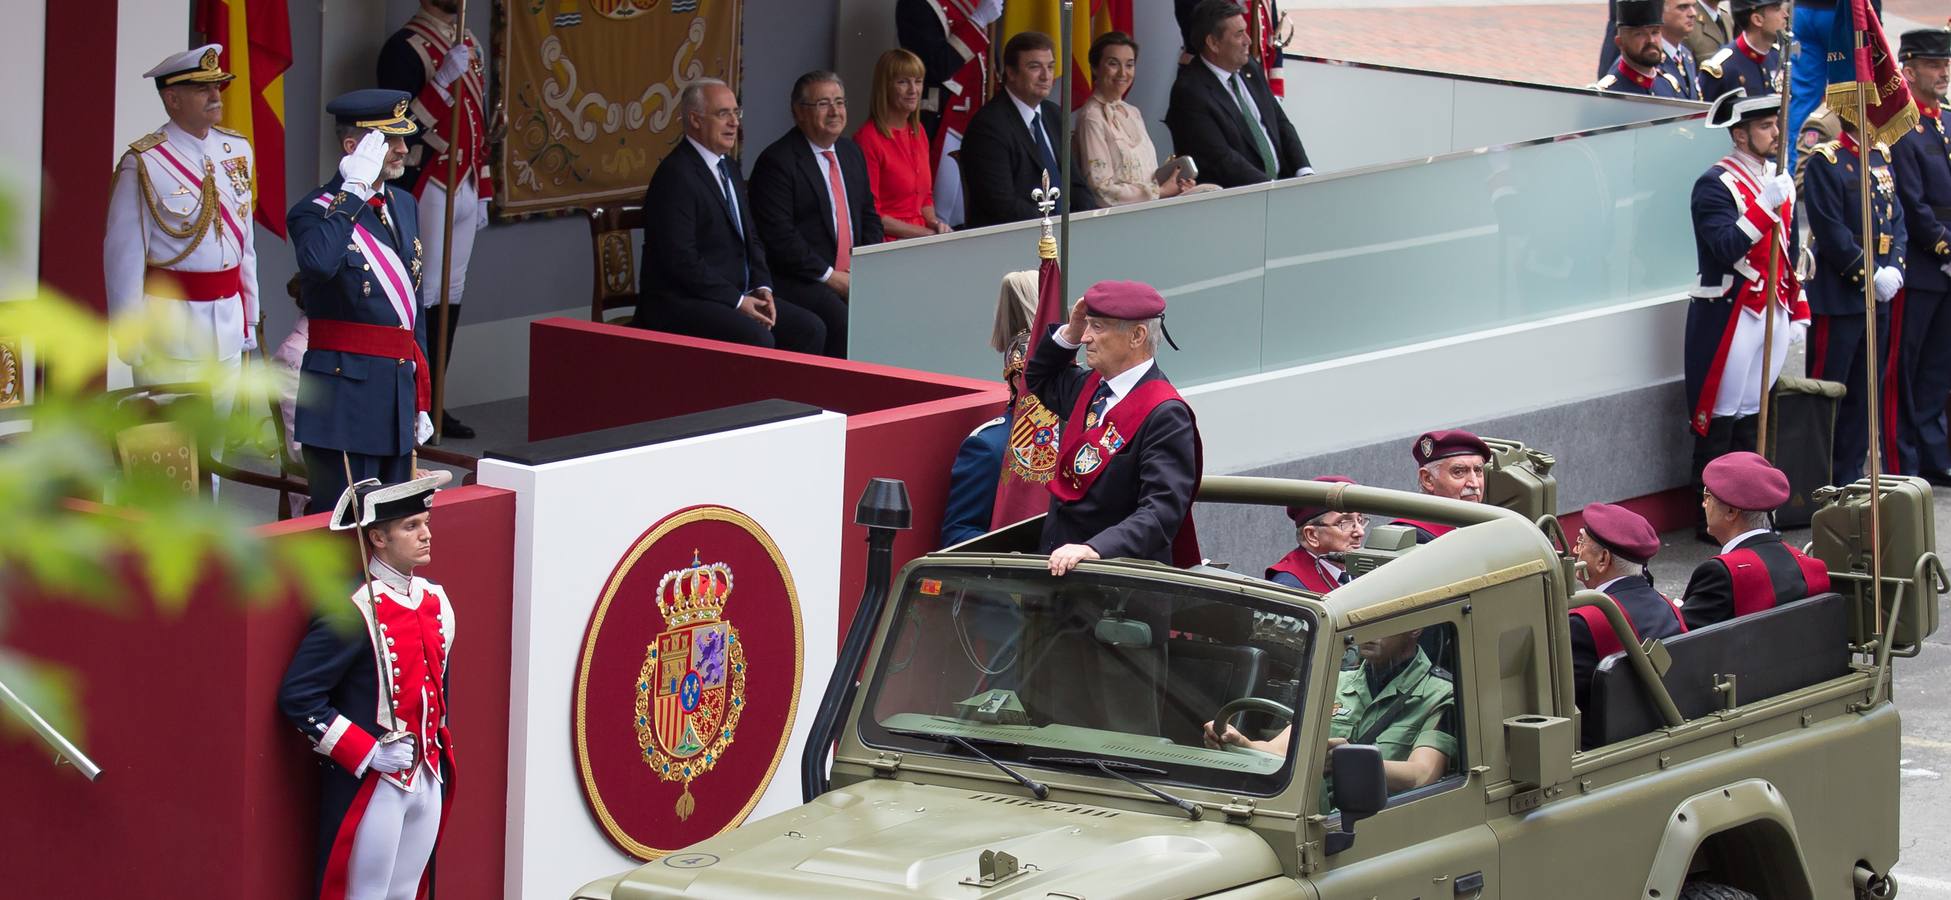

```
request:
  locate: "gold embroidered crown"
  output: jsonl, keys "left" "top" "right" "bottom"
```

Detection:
{"left": 657, "top": 550, "right": 734, "bottom": 627}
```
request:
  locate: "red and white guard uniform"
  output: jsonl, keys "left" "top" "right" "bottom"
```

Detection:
{"left": 380, "top": 10, "right": 492, "bottom": 313}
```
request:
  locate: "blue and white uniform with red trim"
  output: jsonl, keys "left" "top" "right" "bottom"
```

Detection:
{"left": 104, "top": 120, "right": 260, "bottom": 400}
{"left": 1890, "top": 98, "right": 1951, "bottom": 477}
{"left": 289, "top": 173, "right": 428, "bottom": 515}
{"left": 1594, "top": 56, "right": 1691, "bottom": 98}
{"left": 1697, "top": 31, "right": 1781, "bottom": 103}
{"left": 1799, "top": 131, "right": 1906, "bottom": 484}
{"left": 1679, "top": 528, "right": 1832, "bottom": 629}
{"left": 279, "top": 559, "right": 455, "bottom": 900}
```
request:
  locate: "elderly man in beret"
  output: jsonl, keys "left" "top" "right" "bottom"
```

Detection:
{"left": 1569, "top": 503, "right": 1687, "bottom": 723}
{"left": 1027, "top": 280, "right": 1202, "bottom": 576}
{"left": 1681, "top": 451, "right": 1832, "bottom": 629}
{"left": 1266, "top": 476, "right": 1364, "bottom": 592}
{"left": 1391, "top": 429, "right": 1490, "bottom": 543}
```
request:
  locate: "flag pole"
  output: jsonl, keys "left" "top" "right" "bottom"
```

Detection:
{"left": 1852, "top": 24, "right": 1886, "bottom": 635}
{"left": 431, "top": 0, "right": 470, "bottom": 444}
{"left": 1058, "top": 0, "right": 1075, "bottom": 312}
{"left": 1757, "top": 4, "right": 1797, "bottom": 458}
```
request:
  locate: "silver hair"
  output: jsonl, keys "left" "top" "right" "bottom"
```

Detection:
{"left": 1131, "top": 316, "right": 1163, "bottom": 352}
{"left": 1610, "top": 558, "right": 1645, "bottom": 578}
{"left": 680, "top": 78, "right": 731, "bottom": 115}
{"left": 1734, "top": 508, "right": 1773, "bottom": 532}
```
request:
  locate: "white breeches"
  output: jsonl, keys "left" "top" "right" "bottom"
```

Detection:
{"left": 1712, "top": 304, "right": 1792, "bottom": 418}
{"left": 934, "top": 132, "right": 965, "bottom": 228}
{"left": 346, "top": 761, "right": 445, "bottom": 900}
{"left": 415, "top": 177, "right": 481, "bottom": 309}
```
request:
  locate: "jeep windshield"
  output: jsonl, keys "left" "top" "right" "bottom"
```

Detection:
{"left": 858, "top": 562, "right": 1316, "bottom": 796}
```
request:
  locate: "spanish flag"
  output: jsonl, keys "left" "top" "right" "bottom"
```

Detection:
{"left": 1000, "top": 0, "right": 1134, "bottom": 107}
{"left": 196, "top": 0, "right": 292, "bottom": 238}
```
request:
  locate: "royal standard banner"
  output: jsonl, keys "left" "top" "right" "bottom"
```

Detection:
{"left": 495, "top": 0, "right": 742, "bottom": 216}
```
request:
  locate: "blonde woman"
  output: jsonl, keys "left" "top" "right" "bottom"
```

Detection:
{"left": 856, "top": 48, "right": 952, "bottom": 240}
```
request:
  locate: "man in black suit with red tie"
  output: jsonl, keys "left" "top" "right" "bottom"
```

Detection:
{"left": 959, "top": 31, "right": 1099, "bottom": 228}
{"left": 1166, "top": 0, "right": 1312, "bottom": 189}
{"left": 634, "top": 78, "right": 825, "bottom": 353}
{"left": 750, "top": 71, "right": 884, "bottom": 359}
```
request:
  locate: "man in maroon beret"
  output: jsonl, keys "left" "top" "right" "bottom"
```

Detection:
{"left": 1391, "top": 429, "right": 1490, "bottom": 543}
{"left": 1681, "top": 451, "right": 1832, "bottom": 628}
{"left": 1027, "top": 279, "right": 1202, "bottom": 575}
{"left": 1266, "top": 476, "right": 1364, "bottom": 592}
{"left": 1569, "top": 502, "right": 1686, "bottom": 728}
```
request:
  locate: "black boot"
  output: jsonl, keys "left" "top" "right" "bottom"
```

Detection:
{"left": 431, "top": 305, "right": 475, "bottom": 440}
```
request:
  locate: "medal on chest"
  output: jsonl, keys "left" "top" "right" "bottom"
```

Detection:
{"left": 221, "top": 156, "right": 252, "bottom": 199}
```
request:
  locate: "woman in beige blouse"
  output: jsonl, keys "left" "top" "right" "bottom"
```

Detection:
{"left": 1076, "top": 31, "right": 1210, "bottom": 205}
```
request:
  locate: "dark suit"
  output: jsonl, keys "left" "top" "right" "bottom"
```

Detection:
{"left": 634, "top": 139, "right": 823, "bottom": 353}
{"left": 1680, "top": 531, "right": 1821, "bottom": 629}
{"left": 1891, "top": 113, "right": 1951, "bottom": 475}
{"left": 1025, "top": 329, "right": 1198, "bottom": 563}
{"left": 1164, "top": 58, "right": 1310, "bottom": 189}
{"left": 959, "top": 91, "right": 1099, "bottom": 228}
{"left": 1570, "top": 574, "right": 1686, "bottom": 724}
{"left": 288, "top": 179, "right": 425, "bottom": 514}
{"left": 749, "top": 130, "right": 884, "bottom": 359}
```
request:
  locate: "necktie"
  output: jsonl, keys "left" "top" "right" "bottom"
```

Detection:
{"left": 1338, "top": 570, "right": 1354, "bottom": 586}
{"left": 1030, "top": 108, "right": 1061, "bottom": 183}
{"left": 1085, "top": 381, "right": 1113, "bottom": 428}
{"left": 1230, "top": 73, "right": 1277, "bottom": 178}
{"left": 716, "top": 157, "right": 743, "bottom": 239}
{"left": 821, "top": 149, "right": 853, "bottom": 272}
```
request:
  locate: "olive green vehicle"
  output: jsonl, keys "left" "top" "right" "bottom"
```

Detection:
{"left": 574, "top": 471, "right": 1941, "bottom": 900}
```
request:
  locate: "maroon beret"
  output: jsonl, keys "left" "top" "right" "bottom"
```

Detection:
{"left": 1082, "top": 280, "right": 1167, "bottom": 320}
{"left": 1412, "top": 429, "right": 1492, "bottom": 467}
{"left": 1286, "top": 475, "right": 1357, "bottom": 524}
{"left": 1702, "top": 451, "right": 1791, "bottom": 511}
{"left": 1581, "top": 502, "right": 1659, "bottom": 564}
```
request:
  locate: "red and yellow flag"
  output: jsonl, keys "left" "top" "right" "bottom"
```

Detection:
{"left": 1823, "top": 0, "right": 1917, "bottom": 148}
{"left": 1000, "top": 0, "right": 1134, "bottom": 107}
{"left": 196, "top": 0, "right": 292, "bottom": 238}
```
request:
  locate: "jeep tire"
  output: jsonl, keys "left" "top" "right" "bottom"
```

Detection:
{"left": 1677, "top": 883, "right": 1758, "bottom": 900}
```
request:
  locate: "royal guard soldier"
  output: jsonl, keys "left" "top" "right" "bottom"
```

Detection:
{"left": 289, "top": 90, "right": 434, "bottom": 516}
{"left": 1681, "top": 451, "right": 1832, "bottom": 628}
{"left": 1801, "top": 105, "right": 1907, "bottom": 485}
{"left": 1684, "top": 89, "right": 1805, "bottom": 535}
{"left": 1568, "top": 503, "right": 1686, "bottom": 727}
{"left": 104, "top": 44, "right": 259, "bottom": 423}
{"left": 1391, "top": 429, "right": 1491, "bottom": 543}
{"left": 1891, "top": 28, "right": 1951, "bottom": 485}
{"left": 1597, "top": 0, "right": 1693, "bottom": 98}
{"left": 379, "top": 0, "right": 492, "bottom": 440}
{"left": 1266, "top": 476, "right": 1364, "bottom": 592}
{"left": 1698, "top": 0, "right": 1786, "bottom": 103}
{"left": 279, "top": 471, "right": 455, "bottom": 900}
{"left": 1025, "top": 280, "right": 1202, "bottom": 576}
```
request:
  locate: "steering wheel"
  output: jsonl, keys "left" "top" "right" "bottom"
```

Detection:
{"left": 1212, "top": 697, "right": 1296, "bottom": 748}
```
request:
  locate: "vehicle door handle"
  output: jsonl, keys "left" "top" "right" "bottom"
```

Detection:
{"left": 1454, "top": 871, "right": 1485, "bottom": 898}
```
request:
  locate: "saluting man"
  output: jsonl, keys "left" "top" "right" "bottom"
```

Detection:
{"left": 1697, "top": 0, "right": 1785, "bottom": 103}
{"left": 1890, "top": 29, "right": 1951, "bottom": 486}
{"left": 1391, "top": 429, "right": 1490, "bottom": 544}
{"left": 1026, "top": 281, "right": 1202, "bottom": 576}
{"left": 1267, "top": 476, "right": 1365, "bottom": 593}
{"left": 1569, "top": 503, "right": 1686, "bottom": 728}
{"left": 378, "top": 0, "right": 492, "bottom": 441}
{"left": 289, "top": 90, "right": 434, "bottom": 515}
{"left": 1596, "top": 0, "right": 1693, "bottom": 98}
{"left": 104, "top": 45, "right": 259, "bottom": 418}
{"left": 279, "top": 471, "right": 456, "bottom": 900}
{"left": 1682, "top": 451, "right": 1831, "bottom": 628}
{"left": 1684, "top": 89, "right": 1804, "bottom": 535}
{"left": 1801, "top": 106, "right": 1907, "bottom": 486}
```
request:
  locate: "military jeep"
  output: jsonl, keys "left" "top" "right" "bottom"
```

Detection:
{"left": 573, "top": 474, "right": 1938, "bottom": 899}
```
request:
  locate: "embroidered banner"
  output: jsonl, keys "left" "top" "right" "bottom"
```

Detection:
{"left": 494, "top": 0, "right": 742, "bottom": 216}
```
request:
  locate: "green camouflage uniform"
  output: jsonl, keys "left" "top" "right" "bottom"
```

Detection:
{"left": 1322, "top": 647, "right": 1457, "bottom": 813}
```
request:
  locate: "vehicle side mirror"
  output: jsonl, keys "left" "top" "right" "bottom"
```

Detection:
{"left": 1326, "top": 744, "right": 1386, "bottom": 855}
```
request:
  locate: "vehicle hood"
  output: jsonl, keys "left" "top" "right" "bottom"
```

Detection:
{"left": 597, "top": 779, "right": 1286, "bottom": 899}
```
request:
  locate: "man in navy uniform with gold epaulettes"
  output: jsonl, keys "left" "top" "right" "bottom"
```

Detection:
{"left": 1891, "top": 28, "right": 1951, "bottom": 485}
{"left": 1800, "top": 104, "right": 1908, "bottom": 486}
{"left": 289, "top": 90, "right": 434, "bottom": 515}
{"left": 1697, "top": 0, "right": 1785, "bottom": 103}
{"left": 1596, "top": 0, "right": 1693, "bottom": 98}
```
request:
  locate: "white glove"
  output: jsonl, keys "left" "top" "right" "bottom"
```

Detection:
{"left": 1939, "top": 260, "right": 1950, "bottom": 279}
{"left": 434, "top": 43, "right": 472, "bottom": 89}
{"left": 338, "top": 130, "right": 388, "bottom": 200}
{"left": 1759, "top": 172, "right": 1795, "bottom": 211}
{"left": 1874, "top": 265, "right": 1903, "bottom": 303}
{"left": 476, "top": 198, "right": 490, "bottom": 224}
{"left": 973, "top": 0, "right": 1005, "bottom": 27}
{"left": 241, "top": 333, "right": 259, "bottom": 353}
{"left": 416, "top": 411, "right": 435, "bottom": 445}
{"left": 1789, "top": 319, "right": 1809, "bottom": 346}
{"left": 364, "top": 736, "right": 416, "bottom": 774}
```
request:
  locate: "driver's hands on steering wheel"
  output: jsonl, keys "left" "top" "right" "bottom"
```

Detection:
{"left": 1202, "top": 720, "right": 1249, "bottom": 750}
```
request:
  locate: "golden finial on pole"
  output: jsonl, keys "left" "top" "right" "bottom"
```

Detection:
{"left": 1032, "top": 171, "right": 1060, "bottom": 261}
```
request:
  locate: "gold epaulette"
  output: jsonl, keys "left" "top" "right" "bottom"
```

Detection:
{"left": 1700, "top": 47, "right": 1732, "bottom": 78}
{"left": 128, "top": 132, "right": 165, "bottom": 154}
{"left": 212, "top": 124, "right": 246, "bottom": 138}
{"left": 1809, "top": 141, "right": 1840, "bottom": 164}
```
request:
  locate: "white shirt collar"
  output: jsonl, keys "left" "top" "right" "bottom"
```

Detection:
{"left": 1103, "top": 357, "right": 1156, "bottom": 402}
{"left": 163, "top": 120, "right": 214, "bottom": 158}
{"left": 1201, "top": 55, "right": 1240, "bottom": 87}
{"left": 806, "top": 134, "right": 838, "bottom": 157}
{"left": 1595, "top": 574, "right": 1638, "bottom": 594}
{"left": 1006, "top": 89, "right": 1044, "bottom": 132}
{"left": 1661, "top": 37, "right": 1682, "bottom": 57}
{"left": 1319, "top": 557, "right": 1346, "bottom": 582}
{"left": 1721, "top": 527, "right": 1773, "bottom": 555}
{"left": 687, "top": 135, "right": 727, "bottom": 173}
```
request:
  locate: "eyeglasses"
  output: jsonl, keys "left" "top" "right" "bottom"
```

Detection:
{"left": 797, "top": 98, "right": 847, "bottom": 112}
{"left": 1309, "top": 515, "right": 1364, "bottom": 532}
{"left": 709, "top": 108, "right": 744, "bottom": 122}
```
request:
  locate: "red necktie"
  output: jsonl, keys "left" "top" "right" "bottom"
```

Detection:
{"left": 821, "top": 149, "right": 852, "bottom": 272}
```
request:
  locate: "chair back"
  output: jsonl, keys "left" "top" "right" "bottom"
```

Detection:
{"left": 588, "top": 204, "right": 646, "bottom": 324}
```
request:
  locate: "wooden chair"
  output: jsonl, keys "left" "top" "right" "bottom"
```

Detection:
{"left": 587, "top": 204, "right": 645, "bottom": 324}
{"left": 105, "top": 383, "right": 310, "bottom": 513}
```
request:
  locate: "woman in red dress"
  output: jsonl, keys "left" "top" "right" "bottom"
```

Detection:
{"left": 855, "top": 48, "right": 953, "bottom": 241}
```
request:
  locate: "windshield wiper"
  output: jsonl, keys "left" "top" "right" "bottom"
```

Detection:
{"left": 884, "top": 727, "right": 1049, "bottom": 800}
{"left": 1027, "top": 755, "right": 1203, "bottom": 821}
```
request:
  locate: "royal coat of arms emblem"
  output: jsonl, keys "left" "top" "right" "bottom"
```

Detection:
{"left": 634, "top": 551, "right": 748, "bottom": 820}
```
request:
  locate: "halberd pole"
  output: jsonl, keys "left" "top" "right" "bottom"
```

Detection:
{"left": 1058, "top": 0, "right": 1075, "bottom": 312}
{"left": 1756, "top": 2, "right": 1797, "bottom": 457}
{"left": 431, "top": 0, "right": 469, "bottom": 443}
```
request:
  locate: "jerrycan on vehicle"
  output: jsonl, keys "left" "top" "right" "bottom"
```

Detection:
{"left": 1482, "top": 437, "right": 1558, "bottom": 523}
{"left": 1809, "top": 475, "right": 1940, "bottom": 647}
